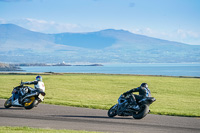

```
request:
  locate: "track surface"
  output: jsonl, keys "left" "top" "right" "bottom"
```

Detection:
{"left": 0, "top": 99, "right": 199, "bottom": 133}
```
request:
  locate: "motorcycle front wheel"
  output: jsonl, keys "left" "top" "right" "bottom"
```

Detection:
{"left": 108, "top": 104, "right": 118, "bottom": 117}
{"left": 23, "top": 96, "right": 38, "bottom": 110}
{"left": 132, "top": 104, "right": 149, "bottom": 119}
{"left": 4, "top": 97, "right": 12, "bottom": 108}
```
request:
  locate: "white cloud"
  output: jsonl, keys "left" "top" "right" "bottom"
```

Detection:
{"left": 1, "top": 18, "right": 95, "bottom": 33}
{"left": 177, "top": 29, "right": 199, "bottom": 39}
{"left": 21, "top": 18, "right": 80, "bottom": 33}
{"left": 130, "top": 27, "right": 200, "bottom": 45}
{"left": 0, "top": 18, "right": 6, "bottom": 23}
{"left": 1, "top": 18, "right": 200, "bottom": 45}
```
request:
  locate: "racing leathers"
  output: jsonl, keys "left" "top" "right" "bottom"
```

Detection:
{"left": 123, "top": 86, "right": 151, "bottom": 109}
{"left": 22, "top": 80, "right": 45, "bottom": 93}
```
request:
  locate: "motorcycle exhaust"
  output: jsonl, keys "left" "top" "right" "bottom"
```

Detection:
{"left": 21, "top": 92, "right": 38, "bottom": 101}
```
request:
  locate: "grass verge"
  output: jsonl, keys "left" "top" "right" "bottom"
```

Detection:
{"left": 0, "top": 126, "right": 102, "bottom": 133}
{"left": 0, "top": 73, "right": 199, "bottom": 117}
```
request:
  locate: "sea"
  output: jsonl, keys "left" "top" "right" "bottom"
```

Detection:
{"left": 19, "top": 63, "right": 200, "bottom": 77}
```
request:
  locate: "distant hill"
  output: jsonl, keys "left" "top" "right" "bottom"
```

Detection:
{"left": 0, "top": 24, "right": 200, "bottom": 63}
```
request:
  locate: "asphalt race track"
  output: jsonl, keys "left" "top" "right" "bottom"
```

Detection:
{"left": 0, "top": 99, "right": 199, "bottom": 133}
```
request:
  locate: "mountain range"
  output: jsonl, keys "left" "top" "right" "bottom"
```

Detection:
{"left": 0, "top": 24, "right": 200, "bottom": 63}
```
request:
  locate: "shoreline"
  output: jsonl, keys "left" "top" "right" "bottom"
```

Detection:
{"left": 0, "top": 63, "right": 103, "bottom": 72}
{"left": 0, "top": 72, "right": 199, "bottom": 79}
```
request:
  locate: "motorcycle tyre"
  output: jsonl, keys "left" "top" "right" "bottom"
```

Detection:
{"left": 4, "top": 97, "right": 12, "bottom": 108}
{"left": 108, "top": 104, "right": 117, "bottom": 117}
{"left": 132, "top": 104, "right": 149, "bottom": 119}
{"left": 24, "top": 97, "right": 38, "bottom": 110}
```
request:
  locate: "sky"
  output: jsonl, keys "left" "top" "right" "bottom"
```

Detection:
{"left": 0, "top": 0, "right": 200, "bottom": 45}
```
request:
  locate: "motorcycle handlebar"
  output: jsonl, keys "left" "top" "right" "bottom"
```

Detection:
{"left": 20, "top": 80, "right": 24, "bottom": 86}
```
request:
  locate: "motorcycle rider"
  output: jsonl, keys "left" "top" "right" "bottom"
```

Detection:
{"left": 122, "top": 83, "right": 151, "bottom": 110}
{"left": 21, "top": 75, "right": 45, "bottom": 93}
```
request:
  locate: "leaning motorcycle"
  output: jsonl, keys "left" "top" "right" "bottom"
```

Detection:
{"left": 108, "top": 94, "right": 156, "bottom": 119}
{"left": 4, "top": 81, "right": 46, "bottom": 109}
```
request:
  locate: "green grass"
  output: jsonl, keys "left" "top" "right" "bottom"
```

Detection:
{"left": 0, "top": 126, "right": 102, "bottom": 133}
{"left": 0, "top": 73, "right": 199, "bottom": 117}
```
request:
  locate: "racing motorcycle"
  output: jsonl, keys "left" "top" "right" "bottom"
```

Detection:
{"left": 108, "top": 94, "right": 156, "bottom": 119}
{"left": 4, "top": 81, "right": 46, "bottom": 109}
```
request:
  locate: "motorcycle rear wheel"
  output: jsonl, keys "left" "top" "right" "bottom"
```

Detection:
{"left": 108, "top": 104, "right": 117, "bottom": 117}
{"left": 132, "top": 104, "right": 149, "bottom": 119}
{"left": 23, "top": 96, "right": 38, "bottom": 110}
{"left": 4, "top": 97, "right": 12, "bottom": 108}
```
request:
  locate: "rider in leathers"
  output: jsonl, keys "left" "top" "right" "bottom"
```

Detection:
{"left": 22, "top": 75, "right": 45, "bottom": 93}
{"left": 122, "top": 83, "right": 151, "bottom": 110}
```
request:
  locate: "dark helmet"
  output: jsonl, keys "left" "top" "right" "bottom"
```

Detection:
{"left": 141, "top": 83, "right": 148, "bottom": 88}
{"left": 36, "top": 75, "right": 42, "bottom": 81}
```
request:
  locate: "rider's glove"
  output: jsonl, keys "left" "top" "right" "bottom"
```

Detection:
{"left": 123, "top": 92, "right": 127, "bottom": 96}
